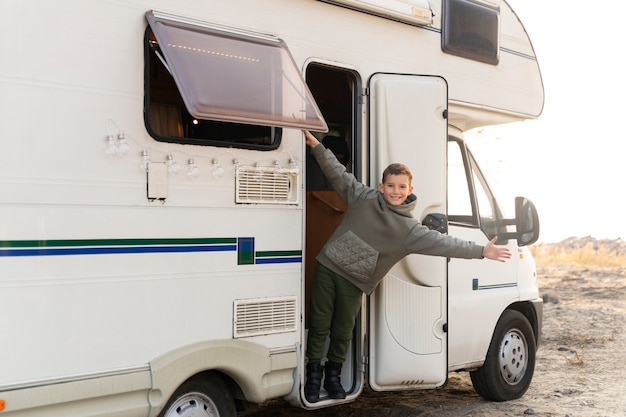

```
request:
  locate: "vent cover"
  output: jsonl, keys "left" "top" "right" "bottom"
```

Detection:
{"left": 234, "top": 296, "right": 298, "bottom": 338}
{"left": 236, "top": 166, "right": 299, "bottom": 204}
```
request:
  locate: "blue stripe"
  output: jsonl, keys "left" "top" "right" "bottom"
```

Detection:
{"left": 255, "top": 257, "right": 303, "bottom": 264}
{"left": 0, "top": 245, "right": 237, "bottom": 257}
{"left": 500, "top": 47, "right": 536, "bottom": 60}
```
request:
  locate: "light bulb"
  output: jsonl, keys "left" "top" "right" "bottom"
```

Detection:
{"left": 232, "top": 158, "right": 240, "bottom": 176}
{"left": 116, "top": 132, "right": 129, "bottom": 156}
{"left": 212, "top": 158, "right": 224, "bottom": 179}
{"left": 273, "top": 160, "right": 282, "bottom": 178}
{"left": 187, "top": 158, "right": 200, "bottom": 178}
{"left": 105, "top": 135, "right": 118, "bottom": 157}
{"left": 166, "top": 153, "right": 180, "bottom": 175}
{"left": 289, "top": 158, "right": 300, "bottom": 175}
{"left": 253, "top": 162, "right": 263, "bottom": 182}
{"left": 139, "top": 149, "right": 151, "bottom": 171}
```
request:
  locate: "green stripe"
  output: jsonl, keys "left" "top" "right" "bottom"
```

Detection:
{"left": 0, "top": 238, "right": 237, "bottom": 248}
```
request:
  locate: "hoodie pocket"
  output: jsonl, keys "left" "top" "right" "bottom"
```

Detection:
{"left": 325, "top": 231, "right": 379, "bottom": 282}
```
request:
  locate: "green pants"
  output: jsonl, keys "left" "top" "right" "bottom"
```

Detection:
{"left": 306, "top": 263, "right": 364, "bottom": 363}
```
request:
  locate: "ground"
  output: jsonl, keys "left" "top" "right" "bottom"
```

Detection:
{"left": 243, "top": 263, "right": 626, "bottom": 417}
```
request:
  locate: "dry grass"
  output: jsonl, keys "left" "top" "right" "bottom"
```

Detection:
{"left": 564, "top": 350, "right": 584, "bottom": 366}
{"left": 530, "top": 243, "right": 626, "bottom": 267}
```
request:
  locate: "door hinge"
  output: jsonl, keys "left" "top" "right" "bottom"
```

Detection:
{"left": 358, "top": 87, "right": 369, "bottom": 105}
{"left": 360, "top": 355, "right": 369, "bottom": 373}
{"left": 443, "top": 323, "right": 448, "bottom": 333}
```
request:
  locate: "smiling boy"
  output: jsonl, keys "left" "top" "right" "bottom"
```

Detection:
{"left": 302, "top": 130, "right": 510, "bottom": 403}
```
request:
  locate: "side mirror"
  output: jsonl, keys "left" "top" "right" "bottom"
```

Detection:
{"left": 515, "top": 197, "right": 540, "bottom": 246}
{"left": 499, "top": 197, "right": 540, "bottom": 246}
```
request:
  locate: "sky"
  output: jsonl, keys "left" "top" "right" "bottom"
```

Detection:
{"left": 464, "top": 0, "right": 626, "bottom": 243}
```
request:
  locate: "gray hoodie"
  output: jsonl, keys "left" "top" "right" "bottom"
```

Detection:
{"left": 311, "top": 143, "right": 485, "bottom": 294}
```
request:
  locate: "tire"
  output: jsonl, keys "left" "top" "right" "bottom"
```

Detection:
{"left": 470, "top": 309, "right": 537, "bottom": 401}
{"left": 158, "top": 373, "right": 237, "bottom": 417}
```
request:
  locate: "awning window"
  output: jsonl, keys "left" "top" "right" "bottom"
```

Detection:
{"left": 146, "top": 11, "right": 328, "bottom": 132}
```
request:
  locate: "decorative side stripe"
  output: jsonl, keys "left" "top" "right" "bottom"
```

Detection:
{"left": 255, "top": 256, "right": 302, "bottom": 264}
{"left": 1, "top": 245, "right": 236, "bottom": 257}
{"left": 0, "top": 238, "right": 302, "bottom": 265}
{"left": 255, "top": 250, "right": 302, "bottom": 265}
{"left": 0, "top": 238, "right": 236, "bottom": 248}
{"left": 411, "top": 27, "right": 538, "bottom": 61}
{"left": 472, "top": 278, "right": 517, "bottom": 291}
{"left": 0, "top": 238, "right": 237, "bottom": 258}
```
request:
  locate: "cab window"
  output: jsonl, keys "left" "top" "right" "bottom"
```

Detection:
{"left": 448, "top": 138, "right": 505, "bottom": 239}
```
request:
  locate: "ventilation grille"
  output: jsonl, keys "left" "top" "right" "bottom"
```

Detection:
{"left": 234, "top": 296, "right": 298, "bottom": 338}
{"left": 236, "top": 166, "right": 299, "bottom": 204}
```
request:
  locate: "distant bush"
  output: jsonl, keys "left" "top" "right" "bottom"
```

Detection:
{"left": 530, "top": 237, "right": 626, "bottom": 266}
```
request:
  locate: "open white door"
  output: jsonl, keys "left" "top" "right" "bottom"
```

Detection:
{"left": 368, "top": 74, "right": 448, "bottom": 391}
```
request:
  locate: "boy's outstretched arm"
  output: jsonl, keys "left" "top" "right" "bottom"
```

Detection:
{"left": 303, "top": 130, "right": 320, "bottom": 148}
{"left": 482, "top": 237, "right": 512, "bottom": 262}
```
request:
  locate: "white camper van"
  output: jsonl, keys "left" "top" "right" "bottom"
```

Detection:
{"left": 0, "top": 0, "right": 543, "bottom": 416}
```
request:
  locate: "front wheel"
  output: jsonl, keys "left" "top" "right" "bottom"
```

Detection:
{"left": 470, "top": 309, "right": 537, "bottom": 401}
{"left": 158, "top": 373, "right": 237, "bottom": 417}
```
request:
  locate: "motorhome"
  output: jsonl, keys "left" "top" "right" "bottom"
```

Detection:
{"left": 0, "top": 0, "right": 543, "bottom": 416}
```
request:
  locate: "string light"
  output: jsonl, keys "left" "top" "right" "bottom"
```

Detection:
{"left": 253, "top": 162, "right": 263, "bottom": 182}
{"left": 187, "top": 158, "right": 200, "bottom": 178}
{"left": 273, "top": 159, "right": 282, "bottom": 178}
{"left": 103, "top": 119, "right": 130, "bottom": 157}
{"left": 211, "top": 158, "right": 225, "bottom": 179}
{"left": 232, "top": 158, "right": 240, "bottom": 176}
{"left": 131, "top": 146, "right": 302, "bottom": 180}
{"left": 105, "top": 135, "right": 118, "bottom": 157}
{"left": 102, "top": 119, "right": 303, "bottom": 183}
{"left": 104, "top": 133, "right": 130, "bottom": 157}
{"left": 166, "top": 153, "right": 180, "bottom": 175}
{"left": 289, "top": 158, "right": 300, "bottom": 175}
{"left": 139, "top": 149, "right": 151, "bottom": 171}
{"left": 116, "top": 132, "right": 130, "bottom": 156}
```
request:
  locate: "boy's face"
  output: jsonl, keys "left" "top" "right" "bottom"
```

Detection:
{"left": 378, "top": 174, "right": 413, "bottom": 206}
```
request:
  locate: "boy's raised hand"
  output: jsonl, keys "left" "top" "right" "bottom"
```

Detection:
{"left": 483, "top": 237, "right": 512, "bottom": 262}
{"left": 303, "top": 130, "right": 320, "bottom": 148}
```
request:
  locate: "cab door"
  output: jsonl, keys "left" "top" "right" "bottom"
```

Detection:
{"left": 368, "top": 74, "right": 449, "bottom": 391}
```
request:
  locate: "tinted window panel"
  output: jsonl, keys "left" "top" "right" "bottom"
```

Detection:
{"left": 442, "top": 0, "right": 500, "bottom": 65}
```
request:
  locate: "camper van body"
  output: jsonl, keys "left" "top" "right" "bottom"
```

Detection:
{"left": 0, "top": 0, "right": 543, "bottom": 416}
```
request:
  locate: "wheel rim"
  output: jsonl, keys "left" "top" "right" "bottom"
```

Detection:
{"left": 498, "top": 329, "right": 528, "bottom": 385}
{"left": 164, "top": 392, "right": 220, "bottom": 417}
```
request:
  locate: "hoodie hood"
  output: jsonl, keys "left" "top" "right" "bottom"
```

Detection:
{"left": 380, "top": 192, "right": 417, "bottom": 218}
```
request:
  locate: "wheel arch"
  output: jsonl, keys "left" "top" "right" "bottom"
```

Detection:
{"left": 147, "top": 340, "right": 297, "bottom": 416}
{"left": 506, "top": 299, "right": 543, "bottom": 348}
